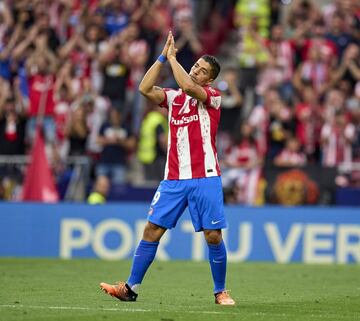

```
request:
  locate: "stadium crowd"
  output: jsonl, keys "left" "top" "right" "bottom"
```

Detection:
{"left": 0, "top": 0, "right": 359, "bottom": 204}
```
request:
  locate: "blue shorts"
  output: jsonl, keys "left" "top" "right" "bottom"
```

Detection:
{"left": 148, "top": 176, "right": 227, "bottom": 232}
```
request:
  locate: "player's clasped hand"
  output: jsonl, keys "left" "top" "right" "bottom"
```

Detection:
{"left": 167, "top": 32, "right": 177, "bottom": 60}
{"left": 161, "top": 31, "right": 173, "bottom": 57}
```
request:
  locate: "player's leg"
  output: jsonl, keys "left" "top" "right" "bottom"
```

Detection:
{"left": 188, "top": 177, "right": 235, "bottom": 305}
{"left": 203, "top": 229, "right": 234, "bottom": 304}
{"left": 100, "top": 179, "right": 188, "bottom": 301}
{"left": 100, "top": 222, "right": 165, "bottom": 302}
{"left": 204, "top": 229, "right": 227, "bottom": 294}
{"left": 126, "top": 222, "right": 166, "bottom": 293}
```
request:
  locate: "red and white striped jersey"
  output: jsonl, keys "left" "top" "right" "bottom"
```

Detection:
{"left": 159, "top": 86, "right": 221, "bottom": 180}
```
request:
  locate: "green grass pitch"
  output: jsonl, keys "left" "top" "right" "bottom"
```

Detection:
{"left": 0, "top": 258, "right": 359, "bottom": 321}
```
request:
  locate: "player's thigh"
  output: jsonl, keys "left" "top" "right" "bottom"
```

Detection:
{"left": 188, "top": 176, "right": 227, "bottom": 232}
{"left": 148, "top": 180, "right": 188, "bottom": 229}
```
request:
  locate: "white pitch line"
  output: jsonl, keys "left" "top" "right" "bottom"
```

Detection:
{"left": 0, "top": 304, "right": 240, "bottom": 315}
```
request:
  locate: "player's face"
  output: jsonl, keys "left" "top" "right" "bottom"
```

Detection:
{"left": 189, "top": 59, "right": 213, "bottom": 86}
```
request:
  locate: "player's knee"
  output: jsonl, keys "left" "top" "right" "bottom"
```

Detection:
{"left": 204, "top": 229, "right": 222, "bottom": 245}
{"left": 143, "top": 222, "right": 166, "bottom": 242}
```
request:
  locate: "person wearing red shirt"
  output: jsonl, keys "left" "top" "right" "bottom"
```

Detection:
{"left": 295, "top": 83, "right": 322, "bottom": 161}
{"left": 274, "top": 137, "right": 307, "bottom": 167}
{"left": 25, "top": 34, "right": 58, "bottom": 146}
{"left": 221, "top": 123, "right": 262, "bottom": 205}
{"left": 100, "top": 31, "right": 235, "bottom": 306}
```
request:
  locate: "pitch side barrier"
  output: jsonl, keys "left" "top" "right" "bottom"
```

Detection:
{"left": 0, "top": 203, "right": 359, "bottom": 264}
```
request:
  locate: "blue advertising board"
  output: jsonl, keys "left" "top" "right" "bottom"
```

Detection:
{"left": 0, "top": 203, "right": 359, "bottom": 263}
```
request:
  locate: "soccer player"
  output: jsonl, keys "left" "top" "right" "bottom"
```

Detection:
{"left": 100, "top": 31, "right": 235, "bottom": 306}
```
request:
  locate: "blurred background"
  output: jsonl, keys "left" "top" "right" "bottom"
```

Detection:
{"left": 0, "top": 0, "right": 359, "bottom": 207}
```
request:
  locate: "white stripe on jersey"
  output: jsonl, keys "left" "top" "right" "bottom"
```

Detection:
{"left": 164, "top": 126, "right": 171, "bottom": 180}
{"left": 164, "top": 98, "right": 175, "bottom": 180}
{"left": 177, "top": 126, "right": 192, "bottom": 179}
{"left": 198, "top": 103, "right": 217, "bottom": 177}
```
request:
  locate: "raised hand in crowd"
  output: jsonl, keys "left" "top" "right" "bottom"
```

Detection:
{"left": 0, "top": 78, "right": 11, "bottom": 113}
{"left": 174, "top": 11, "right": 202, "bottom": 55}
{"left": 330, "top": 44, "right": 360, "bottom": 87}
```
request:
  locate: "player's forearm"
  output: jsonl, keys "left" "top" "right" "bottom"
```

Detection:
{"left": 168, "top": 56, "right": 195, "bottom": 92}
{"left": 139, "top": 60, "right": 163, "bottom": 95}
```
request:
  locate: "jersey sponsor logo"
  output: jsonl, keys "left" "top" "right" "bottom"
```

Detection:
{"left": 171, "top": 115, "right": 199, "bottom": 126}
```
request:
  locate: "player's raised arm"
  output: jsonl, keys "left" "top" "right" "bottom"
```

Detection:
{"left": 167, "top": 34, "right": 209, "bottom": 103}
{"left": 138, "top": 32, "right": 172, "bottom": 105}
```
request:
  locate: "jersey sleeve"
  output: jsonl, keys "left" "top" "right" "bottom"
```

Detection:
{"left": 203, "top": 86, "right": 221, "bottom": 109}
{"left": 159, "top": 88, "right": 177, "bottom": 109}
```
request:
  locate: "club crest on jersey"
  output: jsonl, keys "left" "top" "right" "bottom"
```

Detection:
{"left": 171, "top": 114, "right": 199, "bottom": 126}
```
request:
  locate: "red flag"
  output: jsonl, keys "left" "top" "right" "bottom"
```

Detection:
{"left": 22, "top": 127, "right": 59, "bottom": 202}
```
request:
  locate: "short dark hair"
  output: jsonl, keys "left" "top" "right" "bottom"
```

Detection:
{"left": 201, "top": 55, "right": 221, "bottom": 80}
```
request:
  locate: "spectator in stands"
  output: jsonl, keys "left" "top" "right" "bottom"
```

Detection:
{"left": 346, "top": 81, "right": 360, "bottom": 123}
{"left": 0, "top": 25, "right": 22, "bottom": 82}
{"left": 215, "top": 66, "right": 243, "bottom": 162}
{"left": 126, "top": 22, "right": 149, "bottom": 134}
{"left": 0, "top": 79, "right": 27, "bottom": 201}
{"left": 0, "top": 76, "right": 11, "bottom": 108}
{"left": 53, "top": 61, "right": 78, "bottom": 159}
{"left": 58, "top": 32, "right": 93, "bottom": 89}
{"left": 267, "top": 95, "right": 295, "bottom": 160}
{"left": 137, "top": 105, "right": 168, "bottom": 183}
{"left": 256, "top": 41, "right": 287, "bottom": 99}
{"left": 304, "top": 19, "right": 338, "bottom": 65}
{"left": 87, "top": 175, "right": 110, "bottom": 205}
{"left": 235, "top": 0, "right": 271, "bottom": 38}
{"left": 293, "top": 42, "right": 332, "bottom": 97}
{"left": 236, "top": 16, "right": 269, "bottom": 115}
{"left": 84, "top": 23, "right": 106, "bottom": 93}
{"left": 325, "top": 12, "right": 353, "bottom": 60}
{"left": 287, "top": 0, "right": 322, "bottom": 37}
{"left": 323, "top": 87, "right": 346, "bottom": 123}
{"left": 221, "top": 123, "right": 262, "bottom": 205}
{"left": 174, "top": 8, "right": 202, "bottom": 73}
{"left": 263, "top": 24, "right": 294, "bottom": 103}
{"left": 137, "top": 5, "right": 164, "bottom": 70}
{"left": 320, "top": 110, "right": 356, "bottom": 167}
{"left": 96, "top": 108, "right": 136, "bottom": 185}
{"left": 64, "top": 104, "right": 89, "bottom": 157}
{"left": 102, "top": 1, "right": 130, "bottom": 36}
{"left": 351, "top": 82, "right": 360, "bottom": 163}
{"left": 216, "top": 66, "right": 243, "bottom": 134}
{"left": 36, "top": 13, "right": 60, "bottom": 53}
{"left": 322, "top": 0, "right": 360, "bottom": 42}
{"left": 295, "top": 83, "right": 322, "bottom": 162}
{"left": 0, "top": 1, "right": 13, "bottom": 37}
{"left": 248, "top": 88, "right": 281, "bottom": 158}
{"left": 274, "top": 136, "right": 307, "bottom": 167}
{"left": 80, "top": 92, "right": 109, "bottom": 158}
{"left": 0, "top": 94, "right": 27, "bottom": 156}
{"left": 98, "top": 30, "right": 130, "bottom": 112}
{"left": 22, "top": 30, "right": 58, "bottom": 147}
{"left": 330, "top": 44, "right": 360, "bottom": 92}
{"left": 54, "top": 84, "right": 72, "bottom": 160}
